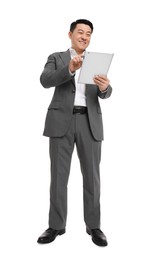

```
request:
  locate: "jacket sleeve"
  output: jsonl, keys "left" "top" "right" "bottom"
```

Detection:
{"left": 97, "top": 85, "right": 112, "bottom": 99}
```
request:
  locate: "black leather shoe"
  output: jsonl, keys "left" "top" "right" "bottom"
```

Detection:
{"left": 37, "top": 228, "right": 65, "bottom": 244}
{"left": 86, "top": 227, "right": 108, "bottom": 246}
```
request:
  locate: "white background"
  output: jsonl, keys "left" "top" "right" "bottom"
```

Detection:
{"left": 0, "top": 0, "right": 152, "bottom": 259}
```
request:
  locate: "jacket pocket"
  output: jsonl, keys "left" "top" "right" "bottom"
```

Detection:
{"left": 48, "top": 101, "right": 61, "bottom": 110}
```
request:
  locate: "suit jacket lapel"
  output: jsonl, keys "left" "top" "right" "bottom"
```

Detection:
{"left": 59, "top": 49, "right": 75, "bottom": 87}
{"left": 59, "top": 49, "right": 71, "bottom": 66}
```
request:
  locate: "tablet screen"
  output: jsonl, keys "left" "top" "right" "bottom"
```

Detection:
{"left": 78, "top": 52, "right": 114, "bottom": 84}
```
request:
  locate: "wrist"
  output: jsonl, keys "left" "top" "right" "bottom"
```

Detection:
{"left": 99, "top": 85, "right": 109, "bottom": 93}
{"left": 69, "top": 69, "right": 75, "bottom": 76}
{"left": 69, "top": 65, "right": 75, "bottom": 75}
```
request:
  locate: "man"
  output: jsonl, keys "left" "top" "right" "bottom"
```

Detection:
{"left": 37, "top": 19, "right": 112, "bottom": 247}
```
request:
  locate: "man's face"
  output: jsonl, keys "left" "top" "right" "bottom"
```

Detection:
{"left": 68, "top": 23, "right": 92, "bottom": 54}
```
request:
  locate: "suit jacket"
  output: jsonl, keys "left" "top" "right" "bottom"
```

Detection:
{"left": 40, "top": 49, "right": 112, "bottom": 141}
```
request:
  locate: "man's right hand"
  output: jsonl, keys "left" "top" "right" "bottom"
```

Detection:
{"left": 69, "top": 55, "right": 83, "bottom": 73}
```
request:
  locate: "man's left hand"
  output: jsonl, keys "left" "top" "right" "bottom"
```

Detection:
{"left": 93, "top": 75, "right": 110, "bottom": 92}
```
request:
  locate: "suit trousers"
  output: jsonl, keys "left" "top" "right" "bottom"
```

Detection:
{"left": 49, "top": 112, "right": 102, "bottom": 230}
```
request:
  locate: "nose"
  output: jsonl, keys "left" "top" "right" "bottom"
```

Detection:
{"left": 81, "top": 35, "right": 86, "bottom": 41}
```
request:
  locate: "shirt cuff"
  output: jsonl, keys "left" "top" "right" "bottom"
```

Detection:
{"left": 69, "top": 69, "right": 75, "bottom": 76}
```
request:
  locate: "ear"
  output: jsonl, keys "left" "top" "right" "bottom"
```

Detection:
{"left": 68, "top": 31, "right": 72, "bottom": 39}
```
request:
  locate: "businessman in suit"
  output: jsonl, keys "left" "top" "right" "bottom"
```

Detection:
{"left": 37, "top": 19, "right": 112, "bottom": 246}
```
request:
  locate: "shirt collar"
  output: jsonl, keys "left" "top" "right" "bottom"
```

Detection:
{"left": 69, "top": 48, "right": 85, "bottom": 58}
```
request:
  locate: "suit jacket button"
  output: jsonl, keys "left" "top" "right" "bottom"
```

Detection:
{"left": 72, "top": 89, "right": 75, "bottom": 93}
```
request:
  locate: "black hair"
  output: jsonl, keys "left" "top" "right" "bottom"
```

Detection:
{"left": 70, "top": 19, "right": 93, "bottom": 33}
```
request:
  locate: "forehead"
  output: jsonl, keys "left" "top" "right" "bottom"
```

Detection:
{"left": 75, "top": 23, "right": 92, "bottom": 33}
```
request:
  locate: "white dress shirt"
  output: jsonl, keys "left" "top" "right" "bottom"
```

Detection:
{"left": 69, "top": 48, "right": 87, "bottom": 107}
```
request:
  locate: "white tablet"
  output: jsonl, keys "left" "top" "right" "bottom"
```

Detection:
{"left": 78, "top": 51, "right": 114, "bottom": 84}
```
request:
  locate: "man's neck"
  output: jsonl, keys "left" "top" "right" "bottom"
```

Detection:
{"left": 70, "top": 47, "right": 85, "bottom": 56}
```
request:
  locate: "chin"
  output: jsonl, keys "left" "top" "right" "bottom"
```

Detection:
{"left": 79, "top": 46, "right": 86, "bottom": 52}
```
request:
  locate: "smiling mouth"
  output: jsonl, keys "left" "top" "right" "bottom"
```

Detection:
{"left": 79, "top": 41, "right": 86, "bottom": 44}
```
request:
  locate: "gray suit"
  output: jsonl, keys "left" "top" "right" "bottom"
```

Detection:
{"left": 40, "top": 49, "right": 112, "bottom": 229}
